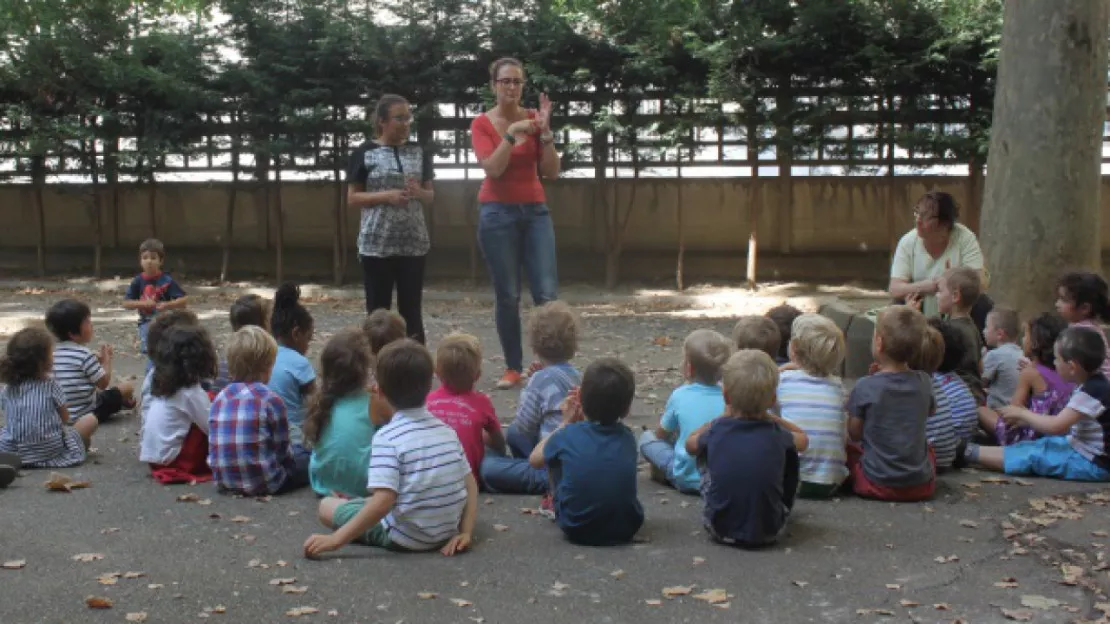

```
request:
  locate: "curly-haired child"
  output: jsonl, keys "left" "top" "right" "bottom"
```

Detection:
{"left": 305, "top": 329, "right": 379, "bottom": 498}
{"left": 141, "top": 325, "right": 218, "bottom": 484}
{"left": 0, "top": 327, "right": 96, "bottom": 470}
{"left": 138, "top": 310, "right": 200, "bottom": 428}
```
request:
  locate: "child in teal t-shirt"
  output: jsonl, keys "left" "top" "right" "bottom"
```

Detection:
{"left": 638, "top": 329, "right": 731, "bottom": 493}
{"left": 304, "top": 330, "right": 380, "bottom": 498}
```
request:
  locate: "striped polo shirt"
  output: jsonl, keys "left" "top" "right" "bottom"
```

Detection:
{"left": 0, "top": 378, "right": 86, "bottom": 467}
{"left": 1065, "top": 374, "right": 1110, "bottom": 470}
{"left": 52, "top": 342, "right": 106, "bottom": 419}
{"left": 936, "top": 373, "right": 978, "bottom": 443}
{"left": 925, "top": 376, "right": 959, "bottom": 469}
{"left": 777, "top": 370, "right": 848, "bottom": 486}
{"left": 367, "top": 407, "right": 471, "bottom": 551}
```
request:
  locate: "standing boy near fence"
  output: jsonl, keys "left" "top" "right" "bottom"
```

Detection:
{"left": 122, "top": 238, "right": 188, "bottom": 368}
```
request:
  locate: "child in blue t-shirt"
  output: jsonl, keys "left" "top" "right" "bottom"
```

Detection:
{"left": 686, "top": 350, "right": 807, "bottom": 548}
{"left": 305, "top": 329, "right": 380, "bottom": 498}
{"left": 122, "top": 238, "right": 188, "bottom": 368}
{"left": 529, "top": 357, "right": 643, "bottom": 546}
{"left": 266, "top": 283, "right": 316, "bottom": 476}
{"left": 639, "top": 329, "right": 732, "bottom": 494}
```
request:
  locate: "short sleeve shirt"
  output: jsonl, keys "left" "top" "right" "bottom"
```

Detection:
{"left": 426, "top": 387, "right": 501, "bottom": 477}
{"left": 846, "top": 371, "right": 934, "bottom": 487}
{"left": 266, "top": 346, "right": 316, "bottom": 447}
{"left": 124, "top": 272, "right": 186, "bottom": 324}
{"left": 659, "top": 383, "right": 726, "bottom": 491}
{"left": 308, "top": 392, "right": 376, "bottom": 498}
{"left": 1064, "top": 374, "right": 1110, "bottom": 470}
{"left": 543, "top": 421, "right": 644, "bottom": 546}
{"left": 890, "top": 223, "right": 984, "bottom": 317}
{"left": 53, "top": 342, "right": 106, "bottom": 419}
{"left": 695, "top": 418, "right": 798, "bottom": 546}
{"left": 469, "top": 112, "right": 546, "bottom": 204}
{"left": 346, "top": 141, "right": 432, "bottom": 258}
{"left": 777, "top": 371, "right": 848, "bottom": 486}
{"left": 983, "top": 343, "right": 1024, "bottom": 409}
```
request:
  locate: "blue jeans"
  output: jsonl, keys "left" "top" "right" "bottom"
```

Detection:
{"left": 638, "top": 430, "right": 691, "bottom": 492}
{"left": 479, "top": 446, "right": 548, "bottom": 495}
{"left": 138, "top": 321, "right": 152, "bottom": 375}
{"left": 477, "top": 202, "right": 559, "bottom": 372}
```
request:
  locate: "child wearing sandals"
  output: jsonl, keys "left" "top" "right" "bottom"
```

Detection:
{"left": 0, "top": 327, "right": 97, "bottom": 471}
{"left": 141, "top": 325, "right": 218, "bottom": 484}
{"left": 965, "top": 326, "right": 1110, "bottom": 482}
{"left": 978, "top": 312, "right": 1072, "bottom": 446}
{"left": 305, "top": 329, "right": 381, "bottom": 499}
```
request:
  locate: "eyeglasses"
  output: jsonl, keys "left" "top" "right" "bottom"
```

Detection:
{"left": 495, "top": 78, "right": 526, "bottom": 87}
{"left": 913, "top": 208, "right": 937, "bottom": 222}
{"left": 390, "top": 114, "right": 412, "bottom": 123}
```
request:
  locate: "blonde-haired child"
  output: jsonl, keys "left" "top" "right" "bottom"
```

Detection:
{"left": 686, "top": 350, "right": 807, "bottom": 547}
{"left": 845, "top": 306, "right": 936, "bottom": 501}
{"left": 639, "top": 329, "right": 732, "bottom": 494}
{"left": 731, "top": 315, "right": 781, "bottom": 357}
{"left": 777, "top": 315, "right": 848, "bottom": 498}
{"left": 481, "top": 301, "right": 580, "bottom": 497}
{"left": 428, "top": 333, "right": 506, "bottom": 479}
{"left": 305, "top": 329, "right": 379, "bottom": 499}
{"left": 209, "top": 326, "right": 305, "bottom": 495}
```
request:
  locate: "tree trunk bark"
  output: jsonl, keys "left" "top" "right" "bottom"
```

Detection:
{"left": 981, "top": 0, "right": 1110, "bottom": 316}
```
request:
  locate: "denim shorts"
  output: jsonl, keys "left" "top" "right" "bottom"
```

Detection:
{"left": 1004, "top": 436, "right": 1110, "bottom": 482}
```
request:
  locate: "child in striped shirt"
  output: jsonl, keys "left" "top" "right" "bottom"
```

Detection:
{"left": 304, "top": 340, "right": 478, "bottom": 557}
{"left": 912, "top": 325, "right": 959, "bottom": 471}
{"left": 929, "top": 318, "right": 980, "bottom": 442}
{"left": 46, "top": 299, "right": 134, "bottom": 423}
{"left": 777, "top": 315, "right": 848, "bottom": 498}
{"left": 0, "top": 327, "right": 97, "bottom": 469}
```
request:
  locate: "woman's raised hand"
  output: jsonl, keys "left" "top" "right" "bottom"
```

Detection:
{"left": 537, "top": 93, "right": 553, "bottom": 134}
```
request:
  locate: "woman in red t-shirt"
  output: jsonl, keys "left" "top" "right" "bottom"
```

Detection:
{"left": 470, "top": 57, "right": 562, "bottom": 389}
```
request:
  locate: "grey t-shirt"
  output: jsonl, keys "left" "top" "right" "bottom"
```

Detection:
{"left": 983, "top": 342, "right": 1023, "bottom": 409}
{"left": 846, "top": 371, "right": 934, "bottom": 487}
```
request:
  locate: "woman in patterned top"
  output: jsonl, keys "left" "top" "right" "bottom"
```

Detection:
{"left": 0, "top": 327, "right": 97, "bottom": 469}
{"left": 347, "top": 94, "right": 435, "bottom": 344}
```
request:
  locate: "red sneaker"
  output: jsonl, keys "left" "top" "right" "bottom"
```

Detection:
{"left": 496, "top": 369, "right": 523, "bottom": 390}
{"left": 538, "top": 493, "right": 555, "bottom": 520}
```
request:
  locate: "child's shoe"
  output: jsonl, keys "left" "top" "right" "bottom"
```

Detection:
{"left": 0, "top": 465, "right": 16, "bottom": 488}
{"left": 496, "top": 370, "right": 523, "bottom": 390}
{"left": 0, "top": 452, "right": 20, "bottom": 469}
{"left": 538, "top": 493, "right": 556, "bottom": 521}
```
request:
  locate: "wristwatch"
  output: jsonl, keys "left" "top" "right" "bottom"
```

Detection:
{"left": 503, "top": 133, "right": 516, "bottom": 145}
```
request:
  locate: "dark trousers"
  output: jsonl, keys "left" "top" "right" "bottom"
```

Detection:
{"left": 359, "top": 254, "right": 426, "bottom": 344}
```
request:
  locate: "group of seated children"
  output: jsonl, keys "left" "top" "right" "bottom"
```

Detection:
{"left": 3, "top": 237, "right": 1110, "bottom": 555}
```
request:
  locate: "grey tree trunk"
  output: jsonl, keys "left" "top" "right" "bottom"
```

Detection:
{"left": 980, "top": 0, "right": 1110, "bottom": 317}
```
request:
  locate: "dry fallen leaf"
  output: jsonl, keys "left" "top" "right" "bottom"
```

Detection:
{"left": 97, "top": 573, "right": 120, "bottom": 585}
{"left": 982, "top": 476, "right": 1011, "bottom": 484}
{"left": 147, "top": 584, "right": 164, "bottom": 590}
{"left": 126, "top": 613, "right": 148, "bottom": 622}
{"left": 492, "top": 524, "right": 509, "bottom": 532}
{"left": 277, "top": 560, "right": 288, "bottom": 567}
{"left": 1001, "top": 608, "right": 1034, "bottom": 621}
{"left": 176, "top": 493, "right": 200, "bottom": 502}
{"left": 1014, "top": 478, "right": 1034, "bottom": 486}
{"left": 44, "top": 472, "right": 91, "bottom": 492}
{"left": 2, "top": 559, "right": 26, "bottom": 570}
{"left": 662, "top": 585, "right": 694, "bottom": 598}
{"left": 100, "top": 527, "right": 121, "bottom": 535}
{"left": 994, "top": 577, "right": 1019, "bottom": 589}
{"left": 653, "top": 336, "right": 672, "bottom": 347}
{"left": 899, "top": 599, "right": 920, "bottom": 608}
{"left": 270, "top": 578, "right": 297, "bottom": 586}
{"left": 417, "top": 592, "right": 437, "bottom": 600}
{"left": 197, "top": 499, "right": 213, "bottom": 506}
{"left": 85, "top": 596, "right": 113, "bottom": 609}
{"left": 692, "top": 589, "right": 729, "bottom": 604}
{"left": 856, "top": 608, "right": 895, "bottom": 617}
{"left": 610, "top": 569, "right": 625, "bottom": 579}
{"left": 286, "top": 606, "right": 319, "bottom": 616}
{"left": 450, "top": 598, "right": 473, "bottom": 607}
{"left": 327, "top": 610, "right": 338, "bottom": 617}
{"left": 959, "top": 520, "right": 979, "bottom": 528}
{"left": 934, "top": 603, "right": 950, "bottom": 611}
{"left": 247, "top": 559, "right": 262, "bottom": 569}
{"left": 713, "top": 602, "right": 731, "bottom": 610}
{"left": 792, "top": 581, "right": 808, "bottom": 588}
{"left": 1020, "top": 595, "right": 1060, "bottom": 610}
{"left": 230, "top": 515, "right": 251, "bottom": 523}
{"left": 692, "top": 557, "right": 705, "bottom": 566}
{"left": 644, "top": 599, "right": 663, "bottom": 606}
{"left": 885, "top": 584, "right": 902, "bottom": 590}
{"left": 282, "top": 586, "right": 309, "bottom": 595}
{"left": 123, "top": 571, "right": 144, "bottom": 579}
{"left": 72, "top": 553, "right": 104, "bottom": 563}
{"left": 1092, "top": 530, "right": 1110, "bottom": 538}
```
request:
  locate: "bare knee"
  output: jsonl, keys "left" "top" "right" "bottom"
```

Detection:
{"left": 317, "top": 497, "right": 344, "bottom": 529}
{"left": 74, "top": 415, "right": 99, "bottom": 447}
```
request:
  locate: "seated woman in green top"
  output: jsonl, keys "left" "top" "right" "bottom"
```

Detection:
{"left": 305, "top": 330, "right": 381, "bottom": 498}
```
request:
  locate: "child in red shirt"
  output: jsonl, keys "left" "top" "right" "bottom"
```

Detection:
{"left": 427, "top": 333, "right": 506, "bottom": 477}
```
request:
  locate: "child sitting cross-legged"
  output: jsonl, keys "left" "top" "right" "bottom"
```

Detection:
{"left": 211, "top": 294, "right": 270, "bottom": 394}
{"left": 911, "top": 325, "right": 959, "bottom": 471}
{"left": 731, "top": 315, "right": 781, "bottom": 358}
{"left": 0, "top": 327, "right": 96, "bottom": 469}
{"left": 529, "top": 357, "right": 644, "bottom": 546}
{"left": 846, "top": 305, "right": 936, "bottom": 501}
{"left": 305, "top": 329, "right": 380, "bottom": 499}
{"left": 686, "top": 350, "right": 807, "bottom": 547}
{"left": 981, "top": 306, "right": 1024, "bottom": 410}
{"left": 929, "top": 318, "right": 980, "bottom": 443}
{"left": 481, "top": 301, "right": 580, "bottom": 496}
{"left": 427, "top": 333, "right": 507, "bottom": 479}
{"left": 141, "top": 325, "right": 218, "bottom": 484}
{"left": 47, "top": 299, "right": 135, "bottom": 423}
{"left": 765, "top": 304, "right": 803, "bottom": 366}
{"left": 964, "top": 326, "right": 1110, "bottom": 482}
{"left": 209, "top": 326, "right": 306, "bottom": 495}
{"left": 361, "top": 309, "right": 408, "bottom": 427}
{"left": 638, "top": 329, "right": 732, "bottom": 495}
{"left": 978, "top": 312, "right": 1073, "bottom": 446}
{"left": 304, "top": 339, "right": 478, "bottom": 557}
{"left": 778, "top": 315, "right": 849, "bottom": 498}
{"left": 267, "top": 283, "right": 317, "bottom": 473}
{"left": 138, "top": 310, "right": 200, "bottom": 428}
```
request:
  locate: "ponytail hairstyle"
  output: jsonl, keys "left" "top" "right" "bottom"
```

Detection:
{"left": 303, "top": 329, "right": 372, "bottom": 445}
{"left": 152, "top": 325, "right": 218, "bottom": 398}
{"left": 270, "top": 283, "right": 314, "bottom": 344}
{"left": 372, "top": 94, "right": 410, "bottom": 138}
{"left": 0, "top": 326, "right": 53, "bottom": 388}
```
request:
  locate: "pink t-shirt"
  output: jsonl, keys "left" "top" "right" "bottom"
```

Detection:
{"left": 426, "top": 387, "right": 502, "bottom": 476}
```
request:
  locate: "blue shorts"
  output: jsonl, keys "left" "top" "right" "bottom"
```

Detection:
{"left": 1003, "top": 436, "right": 1110, "bottom": 482}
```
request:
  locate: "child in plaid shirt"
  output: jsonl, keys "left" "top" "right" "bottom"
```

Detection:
{"left": 208, "top": 326, "right": 308, "bottom": 496}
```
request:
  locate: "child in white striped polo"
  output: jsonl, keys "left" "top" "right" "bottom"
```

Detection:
{"left": 304, "top": 339, "right": 478, "bottom": 558}
{"left": 0, "top": 327, "right": 97, "bottom": 469}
